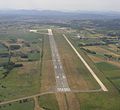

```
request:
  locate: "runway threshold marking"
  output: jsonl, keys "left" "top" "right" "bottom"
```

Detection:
{"left": 63, "top": 34, "right": 108, "bottom": 92}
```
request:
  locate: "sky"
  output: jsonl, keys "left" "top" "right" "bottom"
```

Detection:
{"left": 0, "top": 0, "right": 120, "bottom": 11}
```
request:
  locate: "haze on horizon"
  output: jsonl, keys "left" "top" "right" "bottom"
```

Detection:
{"left": 0, "top": 0, "right": 120, "bottom": 12}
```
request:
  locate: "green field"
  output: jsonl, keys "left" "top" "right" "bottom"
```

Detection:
{"left": 95, "top": 62, "right": 120, "bottom": 79}
{"left": 0, "top": 29, "right": 44, "bottom": 101}
{"left": 0, "top": 99, "right": 34, "bottom": 110}
{"left": 111, "top": 78, "right": 120, "bottom": 90}
{"left": 77, "top": 92, "right": 120, "bottom": 110}
{"left": 28, "top": 52, "right": 40, "bottom": 61}
{"left": 39, "top": 94, "right": 59, "bottom": 110}
{"left": 0, "top": 44, "right": 9, "bottom": 64}
{"left": 95, "top": 62, "right": 120, "bottom": 92}
{"left": 95, "top": 62, "right": 120, "bottom": 72}
{"left": 0, "top": 44, "right": 8, "bottom": 53}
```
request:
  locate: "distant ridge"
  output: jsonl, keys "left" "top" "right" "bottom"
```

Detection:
{"left": 0, "top": 10, "right": 120, "bottom": 20}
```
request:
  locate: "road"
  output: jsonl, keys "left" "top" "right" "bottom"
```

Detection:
{"left": 0, "top": 91, "right": 54, "bottom": 106}
{"left": 34, "top": 96, "right": 44, "bottom": 110}
{"left": 63, "top": 34, "right": 108, "bottom": 92}
{"left": 48, "top": 29, "right": 70, "bottom": 92}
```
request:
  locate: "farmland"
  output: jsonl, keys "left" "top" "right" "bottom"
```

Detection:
{"left": 39, "top": 94, "right": 59, "bottom": 110}
{"left": 0, "top": 99, "right": 34, "bottom": 110}
{"left": 0, "top": 15, "right": 120, "bottom": 110}
{"left": 0, "top": 28, "right": 44, "bottom": 101}
{"left": 64, "top": 25, "right": 120, "bottom": 109}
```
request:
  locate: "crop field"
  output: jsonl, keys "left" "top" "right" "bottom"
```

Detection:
{"left": 95, "top": 62, "right": 120, "bottom": 91}
{"left": 80, "top": 44, "right": 120, "bottom": 91}
{"left": 0, "top": 29, "right": 43, "bottom": 101}
{"left": 39, "top": 94, "right": 59, "bottom": 110}
{"left": 0, "top": 44, "right": 9, "bottom": 65}
{"left": 84, "top": 46, "right": 120, "bottom": 58}
{"left": 76, "top": 92, "right": 120, "bottom": 110}
{"left": 0, "top": 99, "right": 34, "bottom": 110}
{"left": 109, "top": 44, "right": 120, "bottom": 52}
{"left": 101, "top": 45, "right": 120, "bottom": 55}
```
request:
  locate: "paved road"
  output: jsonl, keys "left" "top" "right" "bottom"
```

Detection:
{"left": 63, "top": 34, "right": 108, "bottom": 92}
{"left": 48, "top": 29, "right": 70, "bottom": 92}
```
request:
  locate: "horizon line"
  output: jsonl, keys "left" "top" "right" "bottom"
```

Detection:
{"left": 0, "top": 9, "right": 120, "bottom": 13}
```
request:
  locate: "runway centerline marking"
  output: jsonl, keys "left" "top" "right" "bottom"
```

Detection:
{"left": 48, "top": 29, "right": 70, "bottom": 92}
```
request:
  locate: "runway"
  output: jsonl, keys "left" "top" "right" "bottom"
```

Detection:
{"left": 48, "top": 29, "right": 70, "bottom": 92}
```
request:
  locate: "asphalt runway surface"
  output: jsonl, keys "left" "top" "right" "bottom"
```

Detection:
{"left": 48, "top": 29, "right": 70, "bottom": 92}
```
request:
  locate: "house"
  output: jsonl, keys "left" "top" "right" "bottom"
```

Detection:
{"left": 29, "top": 30, "right": 37, "bottom": 33}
